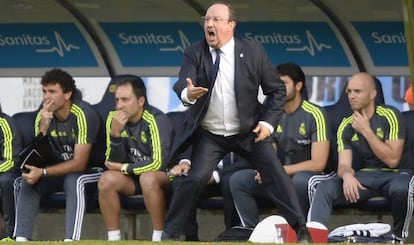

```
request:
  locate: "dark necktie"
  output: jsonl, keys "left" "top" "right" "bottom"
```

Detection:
{"left": 196, "top": 48, "right": 221, "bottom": 125}
{"left": 210, "top": 49, "right": 221, "bottom": 84}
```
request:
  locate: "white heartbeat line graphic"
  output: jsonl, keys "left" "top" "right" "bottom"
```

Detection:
{"left": 160, "top": 30, "right": 191, "bottom": 53}
{"left": 286, "top": 30, "right": 331, "bottom": 56}
{"left": 35, "top": 31, "right": 80, "bottom": 57}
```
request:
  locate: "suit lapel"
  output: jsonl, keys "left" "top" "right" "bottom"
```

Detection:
{"left": 234, "top": 39, "right": 242, "bottom": 101}
{"left": 191, "top": 44, "right": 213, "bottom": 128}
{"left": 204, "top": 46, "right": 214, "bottom": 86}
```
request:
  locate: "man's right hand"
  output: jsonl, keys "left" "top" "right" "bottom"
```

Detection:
{"left": 342, "top": 173, "right": 366, "bottom": 203}
{"left": 39, "top": 99, "right": 54, "bottom": 134}
{"left": 186, "top": 77, "right": 208, "bottom": 101}
{"left": 110, "top": 110, "right": 128, "bottom": 137}
{"left": 169, "top": 160, "right": 191, "bottom": 176}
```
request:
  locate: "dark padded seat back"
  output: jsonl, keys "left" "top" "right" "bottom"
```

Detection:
{"left": 325, "top": 77, "right": 385, "bottom": 171}
{"left": 93, "top": 77, "right": 117, "bottom": 120}
{"left": 402, "top": 110, "right": 414, "bottom": 164}
{"left": 12, "top": 110, "right": 38, "bottom": 148}
{"left": 166, "top": 111, "right": 186, "bottom": 129}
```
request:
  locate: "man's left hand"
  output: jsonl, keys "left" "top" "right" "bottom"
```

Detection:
{"left": 105, "top": 161, "right": 122, "bottom": 171}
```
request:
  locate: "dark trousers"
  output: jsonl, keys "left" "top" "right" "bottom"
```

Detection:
{"left": 308, "top": 170, "right": 414, "bottom": 239}
{"left": 163, "top": 129, "right": 306, "bottom": 237}
{"left": 181, "top": 170, "right": 240, "bottom": 238}
{"left": 14, "top": 171, "right": 102, "bottom": 240}
{"left": 0, "top": 170, "right": 19, "bottom": 238}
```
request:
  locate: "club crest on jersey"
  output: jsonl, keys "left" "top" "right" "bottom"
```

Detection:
{"left": 141, "top": 131, "right": 147, "bottom": 144}
{"left": 299, "top": 122, "right": 306, "bottom": 136}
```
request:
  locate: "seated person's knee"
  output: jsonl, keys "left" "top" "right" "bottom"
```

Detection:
{"left": 314, "top": 178, "right": 339, "bottom": 195}
{"left": 98, "top": 171, "right": 119, "bottom": 191}
{"left": 291, "top": 173, "right": 308, "bottom": 188}
{"left": 229, "top": 169, "right": 255, "bottom": 192}
{"left": 139, "top": 171, "right": 169, "bottom": 191}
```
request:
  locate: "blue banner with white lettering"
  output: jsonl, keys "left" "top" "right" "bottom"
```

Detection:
{"left": 100, "top": 22, "right": 203, "bottom": 67}
{"left": 100, "top": 22, "right": 349, "bottom": 68}
{"left": 352, "top": 22, "right": 407, "bottom": 66}
{"left": 0, "top": 23, "right": 97, "bottom": 68}
{"left": 236, "top": 22, "right": 350, "bottom": 67}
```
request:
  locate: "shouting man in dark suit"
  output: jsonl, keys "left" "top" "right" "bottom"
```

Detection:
{"left": 162, "top": 2, "right": 311, "bottom": 242}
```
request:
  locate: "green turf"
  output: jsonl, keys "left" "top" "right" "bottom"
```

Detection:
{"left": 2, "top": 242, "right": 412, "bottom": 245}
{"left": 2, "top": 240, "right": 413, "bottom": 244}
{"left": 0, "top": 241, "right": 251, "bottom": 245}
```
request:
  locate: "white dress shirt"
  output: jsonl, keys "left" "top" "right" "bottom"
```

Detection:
{"left": 200, "top": 38, "right": 240, "bottom": 136}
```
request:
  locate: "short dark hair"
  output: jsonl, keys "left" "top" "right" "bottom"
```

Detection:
{"left": 40, "top": 68, "right": 76, "bottom": 100}
{"left": 117, "top": 75, "right": 147, "bottom": 102}
{"left": 277, "top": 62, "right": 306, "bottom": 87}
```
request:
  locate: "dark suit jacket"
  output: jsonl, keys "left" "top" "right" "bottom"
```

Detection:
{"left": 172, "top": 35, "right": 285, "bottom": 155}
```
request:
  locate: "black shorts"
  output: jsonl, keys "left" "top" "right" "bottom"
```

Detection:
{"left": 131, "top": 175, "right": 143, "bottom": 195}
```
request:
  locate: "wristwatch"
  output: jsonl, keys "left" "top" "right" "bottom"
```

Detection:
{"left": 121, "top": 164, "right": 128, "bottom": 175}
{"left": 42, "top": 168, "right": 48, "bottom": 177}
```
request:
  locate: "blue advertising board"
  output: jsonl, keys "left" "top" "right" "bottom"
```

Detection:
{"left": 100, "top": 21, "right": 350, "bottom": 68}
{"left": 236, "top": 22, "right": 350, "bottom": 67}
{"left": 0, "top": 23, "right": 97, "bottom": 68}
{"left": 352, "top": 22, "right": 407, "bottom": 66}
{"left": 99, "top": 22, "right": 203, "bottom": 67}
